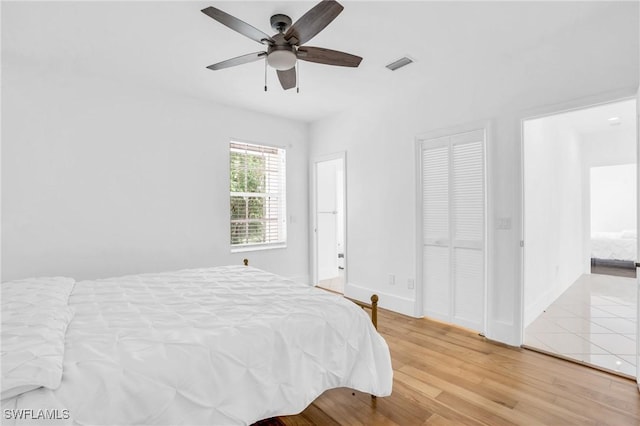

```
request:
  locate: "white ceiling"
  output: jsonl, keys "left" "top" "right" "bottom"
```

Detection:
{"left": 2, "top": 1, "right": 638, "bottom": 123}
{"left": 549, "top": 99, "right": 637, "bottom": 136}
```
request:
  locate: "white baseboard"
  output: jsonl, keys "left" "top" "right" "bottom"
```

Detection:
{"left": 345, "top": 282, "right": 419, "bottom": 317}
{"left": 524, "top": 273, "right": 583, "bottom": 327}
{"left": 524, "top": 281, "right": 574, "bottom": 328}
{"left": 422, "top": 310, "right": 450, "bottom": 323}
{"left": 524, "top": 290, "right": 556, "bottom": 328}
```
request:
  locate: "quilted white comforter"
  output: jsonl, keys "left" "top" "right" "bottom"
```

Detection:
{"left": 2, "top": 266, "right": 392, "bottom": 425}
{"left": 591, "top": 231, "right": 637, "bottom": 261}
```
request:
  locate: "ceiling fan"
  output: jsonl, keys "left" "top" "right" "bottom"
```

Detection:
{"left": 201, "top": 0, "right": 362, "bottom": 91}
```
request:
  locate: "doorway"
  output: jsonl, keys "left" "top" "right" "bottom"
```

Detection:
{"left": 522, "top": 98, "right": 638, "bottom": 377}
{"left": 313, "top": 154, "right": 346, "bottom": 293}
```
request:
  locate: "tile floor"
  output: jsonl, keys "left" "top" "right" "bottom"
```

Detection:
{"left": 524, "top": 273, "right": 637, "bottom": 377}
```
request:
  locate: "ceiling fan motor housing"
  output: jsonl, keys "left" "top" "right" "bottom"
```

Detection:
{"left": 270, "top": 14, "right": 292, "bottom": 33}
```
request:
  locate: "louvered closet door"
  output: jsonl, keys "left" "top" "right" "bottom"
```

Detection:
{"left": 422, "top": 138, "right": 451, "bottom": 318}
{"left": 421, "top": 129, "right": 485, "bottom": 332}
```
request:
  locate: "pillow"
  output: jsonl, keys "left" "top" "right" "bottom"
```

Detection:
{"left": 2, "top": 276, "right": 75, "bottom": 310}
{"left": 1, "top": 277, "right": 75, "bottom": 400}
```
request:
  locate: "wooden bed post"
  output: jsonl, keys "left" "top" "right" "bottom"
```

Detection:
{"left": 370, "top": 295, "right": 379, "bottom": 402}
{"left": 243, "top": 258, "right": 249, "bottom": 266}
{"left": 344, "top": 294, "right": 379, "bottom": 331}
{"left": 370, "top": 294, "right": 378, "bottom": 330}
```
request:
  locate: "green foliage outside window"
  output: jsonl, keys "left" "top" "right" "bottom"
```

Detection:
{"left": 230, "top": 151, "right": 267, "bottom": 245}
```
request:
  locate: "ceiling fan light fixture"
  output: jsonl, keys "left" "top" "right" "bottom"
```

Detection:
{"left": 267, "top": 50, "right": 297, "bottom": 71}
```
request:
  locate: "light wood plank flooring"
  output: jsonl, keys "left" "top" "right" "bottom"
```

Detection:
{"left": 280, "top": 309, "right": 640, "bottom": 425}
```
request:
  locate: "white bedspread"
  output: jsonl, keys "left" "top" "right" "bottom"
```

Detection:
{"left": 591, "top": 231, "right": 637, "bottom": 261}
{"left": 2, "top": 266, "right": 392, "bottom": 425}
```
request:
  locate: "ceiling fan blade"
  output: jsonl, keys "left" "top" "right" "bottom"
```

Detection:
{"left": 277, "top": 67, "right": 296, "bottom": 90}
{"left": 284, "top": 0, "right": 344, "bottom": 45}
{"left": 207, "top": 52, "right": 267, "bottom": 71}
{"left": 201, "top": 6, "right": 274, "bottom": 45}
{"left": 297, "top": 46, "right": 362, "bottom": 67}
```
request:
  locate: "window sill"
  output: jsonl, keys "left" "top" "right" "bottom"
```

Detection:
{"left": 231, "top": 243, "right": 287, "bottom": 253}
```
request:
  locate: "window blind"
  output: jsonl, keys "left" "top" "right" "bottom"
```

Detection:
{"left": 230, "top": 141, "right": 286, "bottom": 249}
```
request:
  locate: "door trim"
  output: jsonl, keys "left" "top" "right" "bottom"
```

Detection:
{"left": 636, "top": 89, "right": 640, "bottom": 391}
{"left": 310, "top": 152, "right": 347, "bottom": 287}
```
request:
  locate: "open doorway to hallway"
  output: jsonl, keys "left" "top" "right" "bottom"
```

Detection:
{"left": 522, "top": 99, "right": 637, "bottom": 377}
{"left": 314, "top": 155, "right": 346, "bottom": 294}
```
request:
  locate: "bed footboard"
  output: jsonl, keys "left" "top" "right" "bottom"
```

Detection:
{"left": 346, "top": 294, "right": 379, "bottom": 330}
{"left": 345, "top": 294, "right": 380, "bottom": 401}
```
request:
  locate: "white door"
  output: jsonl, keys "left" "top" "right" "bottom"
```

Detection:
{"left": 421, "top": 129, "right": 486, "bottom": 332}
{"left": 317, "top": 160, "right": 339, "bottom": 281}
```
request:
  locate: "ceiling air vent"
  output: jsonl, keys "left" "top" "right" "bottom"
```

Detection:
{"left": 386, "top": 56, "right": 413, "bottom": 71}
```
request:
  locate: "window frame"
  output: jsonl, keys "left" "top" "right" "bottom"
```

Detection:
{"left": 229, "top": 140, "right": 287, "bottom": 252}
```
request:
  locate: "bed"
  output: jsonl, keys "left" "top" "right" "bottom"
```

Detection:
{"left": 1, "top": 264, "right": 392, "bottom": 425}
{"left": 591, "top": 229, "right": 637, "bottom": 266}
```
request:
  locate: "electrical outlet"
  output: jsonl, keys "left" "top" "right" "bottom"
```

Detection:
{"left": 388, "top": 274, "right": 395, "bottom": 285}
{"left": 408, "top": 278, "right": 415, "bottom": 289}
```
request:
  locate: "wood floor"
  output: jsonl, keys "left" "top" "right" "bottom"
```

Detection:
{"left": 279, "top": 309, "right": 640, "bottom": 425}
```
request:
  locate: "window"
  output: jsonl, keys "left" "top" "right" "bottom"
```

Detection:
{"left": 230, "top": 141, "right": 286, "bottom": 250}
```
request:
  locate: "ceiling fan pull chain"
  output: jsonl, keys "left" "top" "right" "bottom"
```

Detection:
{"left": 264, "top": 57, "right": 268, "bottom": 92}
{"left": 296, "top": 62, "right": 300, "bottom": 94}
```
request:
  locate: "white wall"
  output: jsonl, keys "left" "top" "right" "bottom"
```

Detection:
{"left": 523, "top": 118, "right": 585, "bottom": 327}
{"left": 583, "top": 126, "right": 637, "bottom": 168}
{"left": 1, "top": 54, "right": 310, "bottom": 282}
{"left": 581, "top": 126, "right": 637, "bottom": 267}
{"left": 309, "top": 19, "right": 638, "bottom": 346}
{"left": 309, "top": 96, "right": 638, "bottom": 344}
{"left": 591, "top": 164, "right": 637, "bottom": 234}
{"left": 2, "top": 2, "right": 638, "bottom": 348}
